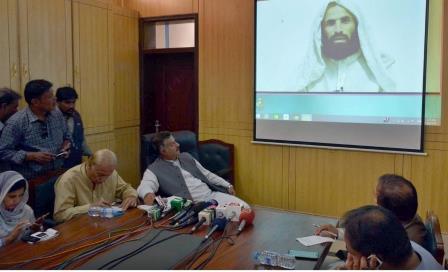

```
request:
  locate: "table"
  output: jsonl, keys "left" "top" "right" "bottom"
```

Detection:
{"left": 0, "top": 206, "right": 337, "bottom": 269}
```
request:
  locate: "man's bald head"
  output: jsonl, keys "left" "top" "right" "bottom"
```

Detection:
{"left": 376, "top": 174, "right": 418, "bottom": 222}
{"left": 86, "top": 149, "right": 117, "bottom": 184}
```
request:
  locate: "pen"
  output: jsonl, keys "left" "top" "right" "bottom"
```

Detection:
{"left": 312, "top": 224, "right": 320, "bottom": 228}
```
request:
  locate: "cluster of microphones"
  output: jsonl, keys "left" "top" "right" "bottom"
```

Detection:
{"left": 138, "top": 196, "right": 255, "bottom": 240}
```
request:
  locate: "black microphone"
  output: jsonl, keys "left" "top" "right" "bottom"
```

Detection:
{"left": 176, "top": 199, "right": 218, "bottom": 226}
{"left": 203, "top": 217, "right": 227, "bottom": 240}
{"left": 176, "top": 215, "right": 199, "bottom": 228}
{"left": 169, "top": 203, "right": 194, "bottom": 225}
{"left": 190, "top": 217, "right": 207, "bottom": 233}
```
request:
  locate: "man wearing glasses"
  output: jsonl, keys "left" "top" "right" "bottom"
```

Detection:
{"left": 0, "top": 80, "right": 71, "bottom": 179}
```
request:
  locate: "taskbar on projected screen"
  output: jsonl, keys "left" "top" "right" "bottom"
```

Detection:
{"left": 255, "top": 113, "right": 422, "bottom": 125}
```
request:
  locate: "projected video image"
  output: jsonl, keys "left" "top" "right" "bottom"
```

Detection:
{"left": 255, "top": 0, "right": 428, "bottom": 152}
{"left": 256, "top": 0, "right": 427, "bottom": 93}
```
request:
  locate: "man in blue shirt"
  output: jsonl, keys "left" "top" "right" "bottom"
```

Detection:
{"left": 0, "top": 80, "right": 71, "bottom": 179}
{"left": 56, "top": 86, "right": 91, "bottom": 169}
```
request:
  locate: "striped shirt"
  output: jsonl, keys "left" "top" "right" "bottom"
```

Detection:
{"left": 0, "top": 107, "right": 71, "bottom": 179}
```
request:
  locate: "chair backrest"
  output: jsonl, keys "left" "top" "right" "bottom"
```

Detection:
{"left": 141, "top": 130, "right": 200, "bottom": 172}
{"left": 198, "top": 139, "right": 234, "bottom": 184}
{"left": 424, "top": 210, "right": 445, "bottom": 264}
{"left": 33, "top": 175, "right": 59, "bottom": 218}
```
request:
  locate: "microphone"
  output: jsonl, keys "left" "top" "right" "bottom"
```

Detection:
{"left": 237, "top": 209, "right": 255, "bottom": 236}
{"left": 169, "top": 202, "right": 193, "bottom": 225}
{"left": 204, "top": 217, "right": 227, "bottom": 240}
{"left": 176, "top": 215, "right": 199, "bottom": 228}
{"left": 176, "top": 199, "right": 218, "bottom": 226}
{"left": 190, "top": 217, "right": 207, "bottom": 233}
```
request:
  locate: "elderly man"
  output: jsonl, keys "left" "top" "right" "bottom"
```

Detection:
{"left": 54, "top": 149, "right": 138, "bottom": 222}
{"left": 316, "top": 174, "right": 429, "bottom": 249}
{"left": 137, "top": 131, "right": 249, "bottom": 208}
{"left": 341, "top": 205, "right": 441, "bottom": 270}
{"left": 297, "top": 0, "right": 395, "bottom": 92}
{"left": 56, "top": 86, "right": 92, "bottom": 169}
{"left": 0, "top": 88, "right": 21, "bottom": 172}
{"left": 0, "top": 80, "right": 71, "bottom": 179}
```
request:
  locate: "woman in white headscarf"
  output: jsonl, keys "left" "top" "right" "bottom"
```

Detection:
{"left": 0, "top": 171, "right": 36, "bottom": 247}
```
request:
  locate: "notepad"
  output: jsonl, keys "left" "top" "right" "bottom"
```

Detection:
{"left": 296, "top": 235, "right": 334, "bottom": 246}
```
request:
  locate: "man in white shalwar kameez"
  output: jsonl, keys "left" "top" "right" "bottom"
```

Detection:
{"left": 297, "top": 0, "right": 395, "bottom": 92}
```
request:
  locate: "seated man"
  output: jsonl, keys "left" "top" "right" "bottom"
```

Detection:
{"left": 316, "top": 174, "right": 429, "bottom": 249}
{"left": 341, "top": 205, "right": 441, "bottom": 270}
{"left": 137, "top": 131, "right": 249, "bottom": 208}
{"left": 54, "top": 149, "right": 138, "bottom": 222}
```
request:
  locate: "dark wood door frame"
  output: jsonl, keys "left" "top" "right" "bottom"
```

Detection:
{"left": 139, "top": 14, "right": 199, "bottom": 135}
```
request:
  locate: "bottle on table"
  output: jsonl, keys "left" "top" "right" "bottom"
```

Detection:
{"left": 253, "top": 250, "right": 296, "bottom": 269}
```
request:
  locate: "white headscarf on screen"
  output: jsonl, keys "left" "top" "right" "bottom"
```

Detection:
{"left": 296, "top": 0, "right": 396, "bottom": 91}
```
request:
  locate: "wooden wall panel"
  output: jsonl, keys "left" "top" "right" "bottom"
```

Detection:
{"left": 85, "top": 131, "right": 115, "bottom": 155}
{"left": 197, "top": 0, "right": 448, "bottom": 232}
{"left": 73, "top": 1, "right": 112, "bottom": 134}
{"left": 0, "top": 0, "right": 18, "bottom": 90}
{"left": 113, "top": 9, "right": 140, "bottom": 128}
{"left": 124, "top": 0, "right": 196, "bottom": 17}
{"left": 18, "top": 0, "right": 73, "bottom": 90}
{"left": 114, "top": 126, "right": 140, "bottom": 188}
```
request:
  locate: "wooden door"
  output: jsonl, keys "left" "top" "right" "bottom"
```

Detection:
{"left": 141, "top": 52, "right": 197, "bottom": 134}
{"left": 0, "top": 0, "right": 20, "bottom": 92}
{"left": 18, "top": 0, "right": 73, "bottom": 91}
{"left": 73, "top": 0, "right": 113, "bottom": 134}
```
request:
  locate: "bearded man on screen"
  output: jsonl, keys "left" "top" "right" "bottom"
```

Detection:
{"left": 297, "top": 0, "right": 396, "bottom": 92}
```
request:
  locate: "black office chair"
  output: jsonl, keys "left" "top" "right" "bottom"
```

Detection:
{"left": 141, "top": 130, "right": 234, "bottom": 185}
{"left": 32, "top": 175, "right": 59, "bottom": 227}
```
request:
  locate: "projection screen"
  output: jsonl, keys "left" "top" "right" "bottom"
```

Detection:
{"left": 254, "top": 0, "right": 428, "bottom": 153}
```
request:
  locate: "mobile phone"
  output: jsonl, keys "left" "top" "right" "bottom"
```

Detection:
{"left": 55, "top": 151, "right": 68, "bottom": 158}
{"left": 21, "top": 233, "right": 41, "bottom": 244}
{"left": 288, "top": 249, "right": 320, "bottom": 260}
{"left": 31, "top": 232, "right": 49, "bottom": 239}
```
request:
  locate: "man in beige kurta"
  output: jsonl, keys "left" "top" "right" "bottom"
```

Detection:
{"left": 54, "top": 149, "right": 137, "bottom": 222}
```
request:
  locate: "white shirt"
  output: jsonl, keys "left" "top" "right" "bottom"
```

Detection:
{"left": 306, "top": 51, "right": 381, "bottom": 92}
{"left": 138, "top": 158, "right": 231, "bottom": 202}
{"left": 412, "top": 241, "right": 443, "bottom": 270}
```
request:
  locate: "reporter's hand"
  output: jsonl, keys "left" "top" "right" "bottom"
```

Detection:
{"left": 120, "top": 197, "right": 137, "bottom": 210}
{"left": 314, "top": 224, "right": 338, "bottom": 238}
{"left": 26, "top": 152, "right": 54, "bottom": 164}
{"left": 60, "top": 140, "right": 71, "bottom": 158}
{"left": 30, "top": 212, "right": 49, "bottom": 231}
{"left": 5, "top": 221, "right": 29, "bottom": 245}
{"left": 228, "top": 185, "right": 235, "bottom": 195}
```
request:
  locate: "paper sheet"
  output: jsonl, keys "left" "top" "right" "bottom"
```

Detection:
{"left": 296, "top": 235, "right": 334, "bottom": 246}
